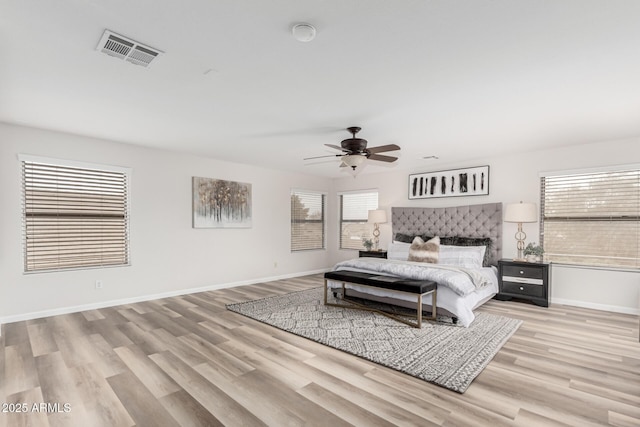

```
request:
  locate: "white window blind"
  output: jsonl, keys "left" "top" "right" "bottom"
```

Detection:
{"left": 541, "top": 168, "right": 640, "bottom": 269}
{"left": 339, "top": 191, "right": 378, "bottom": 250}
{"left": 291, "top": 189, "right": 325, "bottom": 251}
{"left": 21, "top": 159, "right": 130, "bottom": 272}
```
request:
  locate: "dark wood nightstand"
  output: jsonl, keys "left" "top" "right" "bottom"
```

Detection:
{"left": 359, "top": 250, "right": 387, "bottom": 259}
{"left": 495, "top": 259, "right": 550, "bottom": 307}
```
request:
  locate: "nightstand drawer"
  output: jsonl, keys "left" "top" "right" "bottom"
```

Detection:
{"left": 359, "top": 250, "right": 387, "bottom": 259}
{"left": 502, "top": 281, "right": 544, "bottom": 297}
{"left": 502, "top": 265, "right": 544, "bottom": 280}
{"left": 502, "top": 275, "right": 543, "bottom": 285}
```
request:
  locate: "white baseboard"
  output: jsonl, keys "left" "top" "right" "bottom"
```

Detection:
{"left": 0, "top": 268, "right": 330, "bottom": 328}
{"left": 2, "top": 272, "right": 633, "bottom": 337}
{"left": 551, "top": 298, "right": 640, "bottom": 316}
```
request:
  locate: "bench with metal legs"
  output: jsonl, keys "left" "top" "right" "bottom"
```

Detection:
{"left": 324, "top": 271, "right": 437, "bottom": 328}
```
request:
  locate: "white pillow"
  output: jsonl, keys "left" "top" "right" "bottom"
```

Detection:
{"left": 439, "top": 245, "right": 486, "bottom": 269}
{"left": 387, "top": 241, "right": 411, "bottom": 260}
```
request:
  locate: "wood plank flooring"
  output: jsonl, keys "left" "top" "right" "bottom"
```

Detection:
{"left": 1, "top": 274, "right": 638, "bottom": 426}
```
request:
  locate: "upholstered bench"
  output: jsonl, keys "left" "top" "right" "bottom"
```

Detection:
{"left": 323, "top": 271, "right": 437, "bottom": 328}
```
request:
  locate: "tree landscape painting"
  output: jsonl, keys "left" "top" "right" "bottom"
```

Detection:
{"left": 193, "top": 177, "right": 252, "bottom": 228}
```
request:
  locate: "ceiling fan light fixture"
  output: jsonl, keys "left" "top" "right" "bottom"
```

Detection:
{"left": 341, "top": 154, "right": 366, "bottom": 170}
{"left": 304, "top": 127, "right": 400, "bottom": 172}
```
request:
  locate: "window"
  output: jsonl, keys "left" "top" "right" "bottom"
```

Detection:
{"left": 21, "top": 156, "right": 131, "bottom": 272}
{"left": 339, "top": 190, "right": 378, "bottom": 250}
{"left": 541, "top": 167, "right": 640, "bottom": 269}
{"left": 291, "top": 189, "right": 325, "bottom": 251}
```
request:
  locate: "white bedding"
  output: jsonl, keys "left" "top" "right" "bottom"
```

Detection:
{"left": 327, "top": 258, "right": 498, "bottom": 327}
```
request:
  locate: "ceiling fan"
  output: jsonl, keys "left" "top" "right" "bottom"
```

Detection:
{"left": 304, "top": 127, "right": 401, "bottom": 170}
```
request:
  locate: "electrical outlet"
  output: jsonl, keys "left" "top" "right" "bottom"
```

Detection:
{"left": 95, "top": 280, "right": 103, "bottom": 290}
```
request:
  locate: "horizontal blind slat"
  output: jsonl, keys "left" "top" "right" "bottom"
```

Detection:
{"left": 339, "top": 191, "right": 378, "bottom": 250}
{"left": 22, "top": 160, "right": 130, "bottom": 272}
{"left": 291, "top": 190, "right": 325, "bottom": 251}
{"left": 541, "top": 169, "right": 640, "bottom": 269}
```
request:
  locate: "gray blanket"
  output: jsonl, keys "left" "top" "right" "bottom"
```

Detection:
{"left": 332, "top": 258, "right": 490, "bottom": 296}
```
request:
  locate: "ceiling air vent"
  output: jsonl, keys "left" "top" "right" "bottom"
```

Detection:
{"left": 96, "top": 30, "right": 162, "bottom": 68}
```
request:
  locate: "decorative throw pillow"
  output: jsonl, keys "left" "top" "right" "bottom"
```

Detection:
{"left": 395, "top": 233, "right": 437, "bottom": 244}
{"left": 439, "top": 236, "right": 458, "bottom": 245}
{"left": 408, "top": 236, "right": 440, "bottom": 263}
{"left": 395, "top": 233, "right": 493, "bottom": 266}
{"left": 387, "top": 241, "right": 411, "bottom": 260}
{"left": 450, "top": 237, "right": 493, "bottom": 266}
{"left": 395, "top": 233, "right": 421, "bottom": 243}
{"left": 439, "top": 245, "right": 485, "bottom": 269}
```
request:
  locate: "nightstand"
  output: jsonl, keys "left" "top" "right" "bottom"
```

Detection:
{"left": 359, "top": 250, "right": 387, "bottom": 259}
{"left": 495, "top": 259, "right": 550, "bottom": 307}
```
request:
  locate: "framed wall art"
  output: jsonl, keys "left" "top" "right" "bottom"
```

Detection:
{"left": 193, "top": 177, "right": 252, "bottom": 228}
{"left": 408, "top": 165, "right": 489, "bottom": 199}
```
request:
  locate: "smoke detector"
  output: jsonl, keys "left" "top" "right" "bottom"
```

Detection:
{"left": 96, "top": 30, "right": 163, "bottom": 68}
{"left": 292, "top": 23, "right": 316, "bottom": 42}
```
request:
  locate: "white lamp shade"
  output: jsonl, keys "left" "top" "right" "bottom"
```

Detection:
{"left": 504, "top": 202, "right": 537, "bottom": 223}
{"left": 368, "top": 209, "right": 387, "bottom": 224}
{"left": 341, "top": 154, "right": 366, "bottom": 168}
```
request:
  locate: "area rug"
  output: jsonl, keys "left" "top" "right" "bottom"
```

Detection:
{"left": 226, "top": 287, "right": 522, "bottom": 393}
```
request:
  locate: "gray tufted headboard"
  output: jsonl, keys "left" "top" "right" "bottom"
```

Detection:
{"left": 392, "top": 203, "right": 503, "bottom": 266}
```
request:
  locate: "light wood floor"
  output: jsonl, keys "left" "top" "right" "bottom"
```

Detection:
{"left": 1, "top": 274, "right": 638, "bottom": 427}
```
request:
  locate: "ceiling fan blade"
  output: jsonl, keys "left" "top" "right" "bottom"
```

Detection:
{"left": 367, "top": 144, "right": 401, "bottom": 154}
{"left": 303, "top": 154, "right": 340, "bottom": 160}
{"left": 325, "top": 143, "right": 350, "bottom": 152}
{"left": 368, "top": 153, "right": 398, "bottom": 163}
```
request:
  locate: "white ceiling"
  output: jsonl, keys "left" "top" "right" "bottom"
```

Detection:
{"left": 2, "top": 1, "right": 640, "bottom": 177}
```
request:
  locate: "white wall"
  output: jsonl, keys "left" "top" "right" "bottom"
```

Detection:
{"left": 332, "top": 137, "right": 640, "bottom": 315}
{"left": 0, "top": 123, "right": 331, "bottom": 323}
{"left": 1, "top": 122, "right": 638, "bottom": 324}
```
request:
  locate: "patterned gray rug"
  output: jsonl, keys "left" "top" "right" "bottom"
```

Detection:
{"left": 226, "top": 287, "right": 522, "bottom": 393}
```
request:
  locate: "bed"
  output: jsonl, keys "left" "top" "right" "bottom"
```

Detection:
{"left": 328, "top": 203, "right": 502, "bottom": 327}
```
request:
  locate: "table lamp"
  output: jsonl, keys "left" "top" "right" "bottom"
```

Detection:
{"left": 504, "top": 201, "right": 537, "bottom": 261}
{"left": 367, "top": 209, "right": 387, "bottom": 251}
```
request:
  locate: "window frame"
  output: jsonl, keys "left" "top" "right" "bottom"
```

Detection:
{"left": 20, "top": 154, "right": 132, "bottom": 273}
{"left": 290, "top": 189, "right": 326, "bottom": 252}
{"left": 338, "top": 189, "right": 379, "bottom": 250}
{"left": 540, "top": 164, "right": 640, "bottom": 271}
